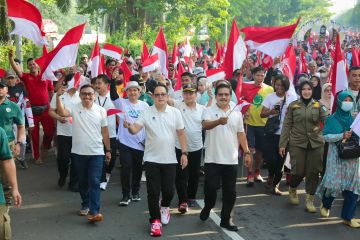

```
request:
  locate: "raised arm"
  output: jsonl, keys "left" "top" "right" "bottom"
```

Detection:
{"left": 8, "top": 49, "right": 23, "bottom": 78}
{"left": 56, "top": 86, "right": 71, "bottom": 117}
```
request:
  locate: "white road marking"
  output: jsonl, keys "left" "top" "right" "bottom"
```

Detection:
{"left": 196, "top": 199, "right": 246, "bottom": 240}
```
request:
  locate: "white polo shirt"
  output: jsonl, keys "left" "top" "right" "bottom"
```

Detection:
{"left": 136, "top": 105, "right": 184, "bottom": 164}
{"left": 113, "top": 98, "right": 149, "bottom": 151}
{"left": 50, "top": 92, "right": 81, "bottom": 137}
{"left": 174, "top": 101, "right": 205, "bottom": 152}
{"left": 67, "top": 102, "right": 108, "bottom": 155}
{"left": 95, "top": 92, "right": 117, "bottom": 138}
{"left": 203, "top": 104, "right": 244, "bottom": 165}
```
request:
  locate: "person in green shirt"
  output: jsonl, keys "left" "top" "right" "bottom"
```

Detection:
{"left": 134, "top": 75, "right": 154, "bottom": 106}
{"left": 0, "top": 126, "right": 22, "bottom": 239}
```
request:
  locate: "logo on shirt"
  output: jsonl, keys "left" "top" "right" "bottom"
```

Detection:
{"left": 5, "top": 108, "right": 11, "bottom": 113}
{"left": 128, "top": 110, "right": 140, "bottom": 119}
{"left": 252, "top": 94, "right": 264, "bottom": 108}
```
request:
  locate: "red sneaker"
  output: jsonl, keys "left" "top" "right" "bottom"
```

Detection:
{"left": 150, "top": 219, "right": 162, "bottom": 237}
{"left": 178, "top": 202, "right": 188, "bottom": 214}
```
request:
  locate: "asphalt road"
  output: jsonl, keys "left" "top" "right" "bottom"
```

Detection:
{"left": 10, "top": 150, "right": 359, "bottom": 240}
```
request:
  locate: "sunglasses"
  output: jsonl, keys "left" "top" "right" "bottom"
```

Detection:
{"left": 154, "top": 93, "right": 167, "bottom": 98}
{"left": 80, "top": 92, "right": 94, "bottom": 97}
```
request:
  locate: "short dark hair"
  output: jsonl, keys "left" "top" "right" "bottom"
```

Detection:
{"left": 96, "top": 74, "right": 110, "bottom": 84}
{"left": 215, "top": 81, "right": 232, "bottom": 95}
{"left": 348, "top": 66, "right": 360, "bottom": 75}
{"left": 154, "top": 82, "right": 168, "bottom": 94}
{"left": 106, "top": 59, "right": 116, "bottom": 66}
{"left": 90, "top": 77, "right": 97, "bottom": 85}
{"left": 14, "top": 58, "right": 21, "bottom": 64}
{"left": 79, "top": 84, "right": 95, "bottom": 92}
{"left": 181, "top": 72, "right": 193, "bottom": 78}
{"left": 64, "top": 73, "right": 74, "bottom": 84}
{"left": 273, "top": 74, "right": 290, "bottom": 91}
{"left": 130, "top": 74, "right": 140, "bottom": 82}
{"left": 251, "top": 66, "right": 266, "bottom": 75}
{"left": 27, "top": 58, "right": 34, "bottom": 64}
{"left": 232, "top": 69, "right": 241, "bottom": 77}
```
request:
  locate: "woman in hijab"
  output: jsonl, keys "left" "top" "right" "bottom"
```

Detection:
{"left": 310, "top": 75, "right": 322, "bottom": 100}
{"left": 279, "top": 81, "right": 328, "bottom": 213}
{"left": 317, "top": 91, "right": 360, "bottom": 228}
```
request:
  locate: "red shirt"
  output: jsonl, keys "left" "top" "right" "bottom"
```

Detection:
{"left": 20, "top": 73, "right": 54, "bottom": 106}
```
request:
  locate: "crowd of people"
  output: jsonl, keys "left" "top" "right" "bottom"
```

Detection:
{"left": 0, "top": 34, "right": 359, "bottom": 238}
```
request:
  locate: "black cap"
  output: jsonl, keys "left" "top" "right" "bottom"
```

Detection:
{"left": 0, "top": 82, "right": 7, "bottom": 88}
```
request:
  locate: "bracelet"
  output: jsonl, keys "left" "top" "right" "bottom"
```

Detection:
{"left": 105, "top": 149, "right": 111, "bottom": 153}
{"left": 244, "top": 151, "right": 251, "bottom": 155}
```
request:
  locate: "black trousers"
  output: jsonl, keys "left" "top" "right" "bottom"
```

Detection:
{"left": 203, "top": 163, "right": 237, "bottom": 222}
{"left": 101, "top": 138, "right": 118, "bottom": 182}
{"left": 119, "top": 143, "right": 144, "bottom": 195}
{"left": 175, "top": 148, "right": 202, "bottom": 203}
{"left": 263, "top": 134, "right": 285, "bottom": 186}
{"left": 57, "top": 135, "right": 77, "bottom": 185}
{"left": 145, "top": 162, "right": 176, "bottom": 222}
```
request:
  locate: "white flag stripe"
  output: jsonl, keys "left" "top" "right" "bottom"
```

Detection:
{"left": 9, "top": 17, "right": 47, "bottom": 47}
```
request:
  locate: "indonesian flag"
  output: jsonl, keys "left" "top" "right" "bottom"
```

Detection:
{"left": 7, "top": 0, "right": 47, "bottom": 47}
{"left": 280, "top": 45, "right": 297, "bottom": 97}
{"left": 240, "top": 82, "right": 262, "bottom": 114}
{"left": 0, "top": 68, "right": 6, "bottom": 78}
{"left": 183, "top": 37, "right": 192, "bottom": 64}
{"left": 151, "top": 27, "right": 168, "bottom": 77}
{"left": 120, "top": 60, "right": 133, "bottom": 88}
{"left": 107, "top": 109, "right": 123, "bottom": 116}
{"left": 352, "top": 48, "right": 360, "bottom": 66}
{"left": 142, "top": 54, "right": 160, "bottom": 73}
{"left": 213, "top": 46, "right": 222, "bottom": 68}
{"left": 89, "top": 37, "right": 104, "bottom": 78}
{"left": 100, "top": 43, "right": 123, "bottom": 60}
{"left": 331, "top": 33, "right": 348, "bottom": 113}
{"left": 171, "top": 42, "right": 179, "bottom": 67}
{"left": 261, "top": 54, "right": 273, "bottom": 70}
{"left": 206, "top": 68, "right": 226, "bottom": 83}
{"left": 223, "top": 19, "right": 247, "bottom": 80}
{"left": 35, "top": 23, "right": 86, "bottom": 81}
{"left": 141, "top": 41, "right": 149, "bottom": 63}
{"left": 241, "top": 18, "right": 300, "bottom": 59}
{"left": 197, "top": 46, "right": 203, "bottom": 59}
{"left": 299, "top": 50, "right": 308, "bottom": 74}
{"left": 67, "top": 72, "right": 81, "bottom": 89}
{"left": 175, "top": 59, "right": 185, "bottom": 91}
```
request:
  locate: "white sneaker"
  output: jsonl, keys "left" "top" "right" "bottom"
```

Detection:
{"left": 141, "top": 171, "right": 146, "bottom": 182}
{"left": 100, "top": 182, "right": 107, "bottom": 191}
{"left": 106, "top": 173, "right": 111, "bottom": 182}
{"left": 160, "top": 207, "right": 170, "bottom": 225}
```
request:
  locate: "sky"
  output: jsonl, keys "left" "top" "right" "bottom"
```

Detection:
{"left": 329, "top": 0, "right": 356, "bottom": 17}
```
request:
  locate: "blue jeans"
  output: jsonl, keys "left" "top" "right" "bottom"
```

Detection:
{"left": 72, "top": 154, "right": 104, "bottom": 215}
{"left": 322, "top": 190, "right": 359, "bottom": 221}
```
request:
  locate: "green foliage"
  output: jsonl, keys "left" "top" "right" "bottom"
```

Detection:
{"left": 336, "top": 3, "right": 360, "bottom": 29}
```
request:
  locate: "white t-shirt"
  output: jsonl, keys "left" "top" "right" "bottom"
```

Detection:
{"left": 136, "top": 105, "right": 185, "bottom": 164}
{"left": 262, "top": 92, "right": 297, "bottom": 135}
{"left": 95, "top": 92, "right": 117, "bottom": 138}
{"left": 174, "top": 101, "right": 205, "bottom": 152}
{"left": 67, "top": 103, "right": 108, "bottom": 155}
{"left": 203, "top": 104, "right": 244, "bottom": 165}
{"left": 50, "top": 92, "right": 81, "bottom": 136}
{"left": 113, "top": 98, "right": 149, "bottom": 151}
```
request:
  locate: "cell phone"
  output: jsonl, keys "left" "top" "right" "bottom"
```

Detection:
{"left": 274, "top": 105, "right": 280, "bottom": 111}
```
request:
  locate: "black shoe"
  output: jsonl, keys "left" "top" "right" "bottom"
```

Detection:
{"left": 58, "top": 177, "right": 66, "bottom": 187}
{"left": 119, "top": 195, "right": 131, "bottom": 206}
{"left": 220, "top": 221, "right": 238, "bottom": 231}
{"left": 200, "top": 208, "right": 210, "bottom": 221}
{"left": 68, "top": 183, "right": 79, "bottom": 192}
{"left": 131, "top": 193, "right": 141, "bottom": 202}
{"left": 17, "top": 160, "right": 29, "bottom": 169}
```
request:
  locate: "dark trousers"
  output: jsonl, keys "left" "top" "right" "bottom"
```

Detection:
{"left": 57, "top": 135, "right": 77, "bottom": 186}
{"left": 119, "top": 143, "right": 144, "bottom": 195}
{"left": 145, "top": 162, "right": 176, "bottom": 221}
{"left": 101, "top": 138, "right": 118, "bottom": 182}
{"left": 203, "top": 163, "right": 237, "bottom": 222}
{"left": 322, "top": 190, "right": 359, "bottom": 221}
{"left": 72, "top": 154, "right": 104, "bottom": 215}
{"left": 175, "top": 148, "right": 202, "bottom": 203}
{"left": 263, "top": 134, "right": 285, "bottom": 186}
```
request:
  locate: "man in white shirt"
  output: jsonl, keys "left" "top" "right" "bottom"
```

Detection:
{"left": 94, "top": 75, "right": 118, "bottom": 191}
{"left": 170, "top": 72, "right": 193, "bottom": 101}
{"left": 169, "top": 83, "right": 206, "bottom": 213}
{"left": 110, "top": 80, "right": 149, "bottom": 206}
{"left": 124, "top": 83, "right": 188, "bottom": 237}
{"left": 200, "top": 81, "right": 252, "bottom": 232}
{"left": 56, "top": 84, "right": 111, "bottom": 223}
{"left": 49, "top": 75, "right": 81, "bottom": 191}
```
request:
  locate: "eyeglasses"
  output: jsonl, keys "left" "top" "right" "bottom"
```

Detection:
{"left": 80, "top": 92, "right": 94, "bottom": 97}
{"left": 154, "top": 93, "right": 167, "bottom": 98}
{"left": 216, "top": 93, "right": 230, "bottom": 97}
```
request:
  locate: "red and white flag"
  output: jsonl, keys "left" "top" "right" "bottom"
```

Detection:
{"left": 141, "top": 41, "right": 150, "bottom": 63}
{"left": 171, "top": 42, "right": 179, "bottom": 67}
{"left": 298, "top": 50, "right": 308, "bottom": 74}
{"left": 213, "top": 47, "right": 222, "bottom": 68}
{"left": 175, "top": 59, "right": 185, "bottom": 91}
{"left": 101, "top": 43, "right": 122, "bottom": 60}
{"left": 239, "top": 82, "right": 262, "bottom": 114}
{"left": 142, "top": 54, "right": 160, "bottom": 73}
{"left": 352, "top": 48, "right": 360, "bottom": 67}
{"left": 89, "top": 37, "right": 104, "bottom": 78}
{"left": 107, "top": 109, "right": 123, "bottom": 116}
{"left": 183, "top": 37, "right": 192, "bottom": 64}
{"left": 0, "top": 68, "right": 6, "bottom": 78}
{"left": 261, "top": 54, "right": 273, "bottom": 70}
{"left": 206, "top": 68, "right": 226, "bottom": 83}
{"left": 36, "top": 23, "right": 86, "bottom": 81}
{"left": 280, "top": 45, "right": 297, "bottom": 97}
{"left": 241, "top": 18, "right": 300, "bottom": 59}
{"left": 197, "top": 46, "right": 203, "bottom": 59}
{"left": 331, "top": 34, "right": 348, "bottom": 112}
{"left": 7, "top": 0, "right": 47, "bottom": 47}
{"left": 223, "top": 19, "right": 247, "bottom": 80}
{"left": 151, "top": 27, "right": 168, "bottom": 77}
{"left": 120, "top": 60, "right": 133, "bottom": 89}
{"left": 67, "top": 72, "right": 81, "bottom": 89}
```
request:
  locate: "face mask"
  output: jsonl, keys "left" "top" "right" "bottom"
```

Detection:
{"left": 341, "top": 102, "right": 353, "bottom": 112}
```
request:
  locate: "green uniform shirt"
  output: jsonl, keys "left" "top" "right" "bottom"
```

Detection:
{"left": 0, "top": 127, "right": 12, "bottom": 205}
{"left": 0, "top": 99, "right": 25, "bottom": 142}
{"left": 139, "top": 92, "right": 154, "bottom": 106}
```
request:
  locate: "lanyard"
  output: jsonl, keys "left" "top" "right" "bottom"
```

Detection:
{"left": 97, "top": 96, "right": 107, "bottom": 107}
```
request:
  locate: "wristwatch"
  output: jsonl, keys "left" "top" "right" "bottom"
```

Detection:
{"left": 244, "top": 151, "right": 251, "bottom": 155}
{"left": 181, "top": 152, "right": 188, "bottom": 156}
{"left": 105, "top": 149, "right": 111, "bottom": 153}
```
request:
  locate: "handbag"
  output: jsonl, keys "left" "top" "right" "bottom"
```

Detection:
{"left": 334, "top": 116, "right": 360, "bottom": 159}
{"left": 264, "top": 96, "right": 286, "bottom": 135}
{"left": 31, "top": 105, "right": 48, "bottom": 115}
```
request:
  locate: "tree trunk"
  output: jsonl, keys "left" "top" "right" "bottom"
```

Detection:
{"left": 0, "top": 0, "right": 9, "bottom": 44}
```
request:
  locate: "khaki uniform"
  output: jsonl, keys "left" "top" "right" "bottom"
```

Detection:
{"left": 279, "top": 99, "right": 328, "bottom": 194}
